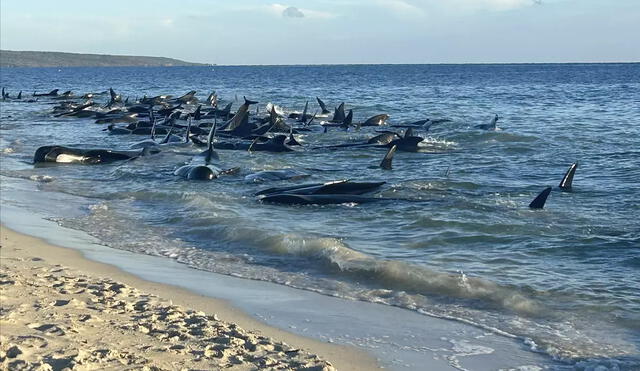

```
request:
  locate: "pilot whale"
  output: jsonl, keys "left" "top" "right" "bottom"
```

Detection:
{"left": 34, "top": 146, "right": 153, "bottom": 164}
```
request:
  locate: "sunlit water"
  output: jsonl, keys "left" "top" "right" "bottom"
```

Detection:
{"left": 1, "top": 64, "right": 639, "bottom": 369}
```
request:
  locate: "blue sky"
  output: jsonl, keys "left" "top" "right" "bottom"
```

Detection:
{"left": 1, "top": 0, "right": 638, "bottom": 64}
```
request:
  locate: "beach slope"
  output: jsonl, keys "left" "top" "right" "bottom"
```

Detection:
{"left": 0, "top": 226, "right": 378, "bottom": 370}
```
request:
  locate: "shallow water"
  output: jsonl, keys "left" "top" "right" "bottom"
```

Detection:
{"left": 1, "top": 64, "right": 639, "bottom": 369}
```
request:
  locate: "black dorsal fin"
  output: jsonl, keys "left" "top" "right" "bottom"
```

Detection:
{"left": 559, "top": 162, "right": 578, "bottom": 191}
{"left": 333, "top": 102, "right": 345, "bottom": 122}
{"left": 299, "top": 101, "right": 309, "bottom": 122}
{"left": 529, "top": 187, "right": 552, "bottom": 209}
{"left": 184, "top": 116, "right": 192, "bottom": 143}
{"left": 341, "top": 109, "right": 353, "bottom": 128}
{"left": 404, "top": 128, "right": 414, "bottom": 138}
{"left": 317, "top": 97, "right": 330, "bottom": 114}
{"left": 380, "top": 145, "right": 397, "bottom": 170}
{"left": 204, "top": 121, "right": 219, "bottom": 164}
{"left": 194, "top": 105, "right": 202, "bottom": 121}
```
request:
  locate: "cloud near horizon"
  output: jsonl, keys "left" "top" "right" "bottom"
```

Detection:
{"left": 282, "top": 6, "right": 304, "bottom": 18}
{"left": 266, "top": 4, "right": 336, "bottom": 19}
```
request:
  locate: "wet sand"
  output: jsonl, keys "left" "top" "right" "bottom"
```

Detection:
{"left": 0, "top": 226, "right": 379, "bottom": 370}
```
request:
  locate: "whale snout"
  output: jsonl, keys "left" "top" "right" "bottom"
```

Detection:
{"left": 187, "top": 166, "right": 217, "bottom": 180}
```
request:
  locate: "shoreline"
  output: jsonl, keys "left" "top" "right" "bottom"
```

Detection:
{"left": 0, "top": 201, "right": 562, "bottom": 370}
{"left": 0, "top": 225, "right": 380, "bottom": 370}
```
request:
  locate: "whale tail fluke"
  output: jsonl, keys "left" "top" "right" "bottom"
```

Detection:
{"left": 529, "top": 187, "right": 552, "bottom": 209}
{"left": 380, "top": 145, "right": 397, "bottom": 170}
{"left": 559, "top": 162, "right": 578, "bottom": 191}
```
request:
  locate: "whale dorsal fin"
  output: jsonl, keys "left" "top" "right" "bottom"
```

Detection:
{"left": 184, "top": 116, "right": 192, "bottom": 143}
{"left": 270, "top": 105, "right": 279, "bottom": 125}
{"left": 332, "top": 102, "right": 345, "bottom": 122}
{"left": 490, "top": 114, "right": 498, "bottom": 129}
{"left": 404, "top": 128, "right": 414, "bottom": 138}
{"left": 559, "top": 162, "right": 578, "bottom": 191}
{"left": 317, "top": 97, "right": 330, "bottom": 114}
{"left": 341, "top": 109, "right": 353, "bottom": 128}
{"left": 299, "top": 101, "right": 309, "bottom": 122}
{"left": 380, "top": 145, "right": 397, "bottom": 170}
{"left": 244, "top": 96, "right": 258, "bottom": 105}
{"left": 203, "top": 121, "right": 219, "bottom": 164}
{"left": 529, "top": 187, "right": 552, "bottom": 209}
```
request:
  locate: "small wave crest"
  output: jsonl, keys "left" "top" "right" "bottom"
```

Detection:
{"left": 251, "top": 231, "right": 541, "bottom": 315}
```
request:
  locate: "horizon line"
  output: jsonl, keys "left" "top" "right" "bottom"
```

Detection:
{"left": 1, "top": 50, "right": 638, "bottom": 67}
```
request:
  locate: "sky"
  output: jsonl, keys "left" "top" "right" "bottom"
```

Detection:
{"left": 1, "top": 0, "right": 638, "bottom": 65}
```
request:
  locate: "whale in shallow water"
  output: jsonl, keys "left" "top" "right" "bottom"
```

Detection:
{"left": 475, "top": 114, "right": 499, "bottom": 130}
{"left": 529, "top": 187, "right": 552, "bottom": 209}
{"left": 245, "top": 169, "right": 309, "bottom": 183}
{"left": 174, "top": 163, "right": 223, "bottom": 180}
{"left": 32, "top": 89, "right": 59, "bottom": 97}
{"left": 255, "top": 180, "right": 386, "bottom": 196}
{"left": 359, "top": 114, "right": 390, "bottom": 127}
{"left": 259, "top": 193, "right": 386, "bottom": 205}
{"left": 33, "top": 146, "right": 153, "bottom": 164}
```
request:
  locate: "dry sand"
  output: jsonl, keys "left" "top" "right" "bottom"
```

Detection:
{"left": 0, "top": 226, "right": 379, "bottom": 370}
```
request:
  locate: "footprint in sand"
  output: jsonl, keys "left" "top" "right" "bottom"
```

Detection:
{"left": 50, "top": 299, "right": 70, "bottom": 307}
{"left": 27, "top": 323, "right": 66, "bottom": 336}
{"left": 15, "top": 335, "right": 48, "bottom": 349}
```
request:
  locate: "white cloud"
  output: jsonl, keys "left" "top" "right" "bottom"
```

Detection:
{"left": 283, "top": 6, "right": 304, "bottom": 18}
{"left": 266, "top": 3, "right": 336, "bottom": 19}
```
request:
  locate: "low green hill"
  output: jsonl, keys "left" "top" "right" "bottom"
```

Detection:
{"left": 0, "top": 50, "right": 208, "bottom": 67}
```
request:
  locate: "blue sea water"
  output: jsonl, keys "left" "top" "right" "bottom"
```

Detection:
{"left": 1, "top": 64, "right": 639, "bottom": 369}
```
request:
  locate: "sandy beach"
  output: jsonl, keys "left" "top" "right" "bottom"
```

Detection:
{"left": 0, "top": 226, "right": 379, "bottom": 370}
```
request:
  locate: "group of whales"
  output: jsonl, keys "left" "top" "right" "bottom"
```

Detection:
{"left": 3, "top": 86, "right": 578, "bottom": 209}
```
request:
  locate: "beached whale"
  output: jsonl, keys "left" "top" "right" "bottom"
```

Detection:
{"left": 255, "top": 180, "right": 386, "bottom": 196}
{"left": 259, "top": 193, "right": 387, "bottom": 205}
{"left": 33, "top": 146, "right": 153, "bottom": 164}
{"left": 32, "top": 89, "right": 59, "bottom": 97}
{"left": 245, "top": 169, "right": 309, "bottom": 183}
{"left": 358, "top": 114, "right": 390, "bottom": 127}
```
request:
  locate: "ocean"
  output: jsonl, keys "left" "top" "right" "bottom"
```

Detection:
{"left": 1, "top": 63, "right": 639, "bottom": 369}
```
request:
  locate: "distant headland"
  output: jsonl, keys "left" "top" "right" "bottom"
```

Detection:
{"left": 0, "top": 50, "right": 209, "bottom": 68}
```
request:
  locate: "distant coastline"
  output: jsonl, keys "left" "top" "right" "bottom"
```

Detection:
{"left": 0, "top": 50, "right": 209, "bottom": 68}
